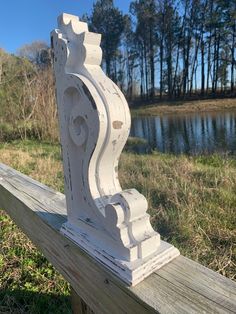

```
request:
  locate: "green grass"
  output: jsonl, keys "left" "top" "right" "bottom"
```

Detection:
{"left": 125, "top": 136, "right": 148, "bottom": 153}
{"left": 0, "top": 215, "right": 71, "bottom": 313}
{"left": 0, "top": 140, "right": 236, "bottom": 312}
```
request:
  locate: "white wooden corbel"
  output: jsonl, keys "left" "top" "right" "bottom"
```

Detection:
{"left": 51, "top": 13, "right": 179, "bottom": 286}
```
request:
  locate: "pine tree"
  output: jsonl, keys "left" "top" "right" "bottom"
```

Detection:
{"left": 90, "top": 0, "right": 125, "bottom": 80}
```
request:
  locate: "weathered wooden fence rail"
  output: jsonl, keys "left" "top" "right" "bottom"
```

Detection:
{"left": 0, "top": 163, "right": 236, "bottom": 314}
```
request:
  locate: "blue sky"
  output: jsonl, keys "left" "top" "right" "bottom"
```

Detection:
{"left": 0, "top": 0, "right": 130, "bottom": 53}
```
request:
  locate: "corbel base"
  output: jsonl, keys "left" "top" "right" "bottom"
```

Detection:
{"left": 61, "top": 222, "right": 180, "bottom": 286}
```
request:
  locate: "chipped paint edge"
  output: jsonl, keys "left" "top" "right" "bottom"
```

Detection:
{"left": 61, "top": 222, "right": 180, "bottom": 286}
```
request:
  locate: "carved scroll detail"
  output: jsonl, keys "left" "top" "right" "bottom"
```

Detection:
{"left": 51, "top": 13, "right": 179, "bottom": 285}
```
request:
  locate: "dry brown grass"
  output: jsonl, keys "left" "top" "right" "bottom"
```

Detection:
{"left": 120, "top": 152, "right": 236, "bottom": 280}
{"left": 132, "top": 98, "right": 236, "bottom": 116}
{"left": 0, "top": 147, "right": 62, "bottom": 191}
{"left": 0, "top": 67, "right": 59, "bottom": 142}
{"left": 29, "top": 69, "right": 59, "bottom": 142}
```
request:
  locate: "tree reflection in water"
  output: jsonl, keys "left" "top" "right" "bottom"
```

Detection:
{"left": 130, "top": 111, "right": 236, "bottom": 155}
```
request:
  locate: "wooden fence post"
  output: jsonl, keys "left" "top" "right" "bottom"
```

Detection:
{"left": 71, "top": 287, "right": 93, "bottom": 314}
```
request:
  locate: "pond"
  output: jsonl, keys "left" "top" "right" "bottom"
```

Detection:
{"left": 130, "top": 110, "right": 236, "bottom": 155}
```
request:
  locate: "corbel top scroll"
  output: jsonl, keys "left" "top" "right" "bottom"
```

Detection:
{"left": 53, "top": 13, "right": 102, "bottom": 73}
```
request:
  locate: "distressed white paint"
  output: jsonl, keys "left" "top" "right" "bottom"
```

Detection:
{"left": 51, "top": 13, "right": 179, "bottom": 286}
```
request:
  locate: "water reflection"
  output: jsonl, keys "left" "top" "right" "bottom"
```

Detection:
{"left": 130, "top": 111, "right": 236, "bottom": 155}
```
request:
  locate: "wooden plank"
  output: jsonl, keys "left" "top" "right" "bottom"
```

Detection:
{"left": 71, "top": 287, "right": 94, "bottom": 314}
{"left": 0, "top": 163, "right": 235, "bottom": 314}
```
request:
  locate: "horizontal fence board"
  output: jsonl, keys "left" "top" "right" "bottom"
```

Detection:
{"left": 0, "top": 163, "right": 235, "bottom": 314}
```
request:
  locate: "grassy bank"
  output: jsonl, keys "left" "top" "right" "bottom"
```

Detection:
{"left": 132, "top": 97, "right": 236, "bottom": 116}
{"left": 0, "top": 140, "right": 235, "bottom": 312}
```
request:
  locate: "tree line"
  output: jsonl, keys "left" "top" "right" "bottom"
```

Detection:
{"left": 0, "top": 0, "right": 235, "bottom": 142}
{"left": 86, "top": 0, "right": 236, "bottom": 101}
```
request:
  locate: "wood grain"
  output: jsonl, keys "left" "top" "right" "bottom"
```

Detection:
{"left": 0, "top": 163, "right": 235, "bottom": 314}
{"left": 71, "top": 287, "right": 94, "bottom": 314}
